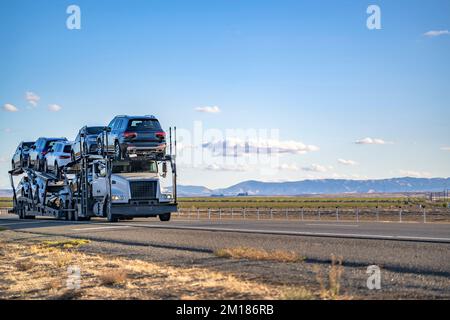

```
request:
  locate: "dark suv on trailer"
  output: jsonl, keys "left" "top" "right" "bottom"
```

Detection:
{"left": 99, "top": 115, "right": 166, "bottom": 160}
{"left": 71, "top": 126, "right": 105, "bottom": 161}
{"left": 11, "top": 141, "right": 35, "bottom": 170}
{"left": 28, "top": 137, "right": 68, "bottom": 171}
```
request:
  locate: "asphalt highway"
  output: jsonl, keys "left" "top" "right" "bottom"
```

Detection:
{"left": 1, "top": 214, "right": 449, "bottom": 298}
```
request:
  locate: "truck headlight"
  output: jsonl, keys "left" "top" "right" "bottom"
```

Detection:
{"left": 111, "top": 194, "right": 125, "bottom": 202}
{"left": 161, "top": 193, "right": 173, "bottom": 200}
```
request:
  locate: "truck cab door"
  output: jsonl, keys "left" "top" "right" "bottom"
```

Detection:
{"left": 91, "top": 162, "right": 108, "bottom": 198}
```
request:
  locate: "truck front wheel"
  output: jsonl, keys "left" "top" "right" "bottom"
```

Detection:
{"left": 105, "top": 199, "right": 118, "bottom": 222}
{"left": 159, "top": 212, "right": 171, "bottom": 222}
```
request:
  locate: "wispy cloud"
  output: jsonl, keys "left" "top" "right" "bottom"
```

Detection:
{"left": 338, "top": 158, "right": 358, "bottom": 166}
{"left": 25, "top": 91, "right": 40, "bottom": 107}
{"left": 3, "top": 128, "right": 12, "bottom": 133}
{"left": 355, "top": 137, "right": 389, "bottom": 145}
{"left": 48, "top": 104, "right": 62, "bottom": 112}
{"left": 202, "top": 137, "right": 319, "bottom": 156}
{"left": 399, "top": 170, "right": 431, "bottom": 178}
{"left": 278, "top": 163, "right": 300, "bottom": 171}
{"left": 3, "top": 103, "right": 19, "bottom": 112}
{"left": 423, "top": 30, "right": 450, "bottom": 38}
{"left": 204, "top": 163, "right": 249, "bottom": 172}
{"left": 302, "top": 164, "right": 329, "bottom": 173}
{"left": 440, "top": 146, "right": 450, "bottom": 151}
{"left": 195, "top": 106, "right": 221, "bottom": 113}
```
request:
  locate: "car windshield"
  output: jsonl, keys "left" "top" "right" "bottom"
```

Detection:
{"left": 86, "top": 127, "right": 104, "bottom": 135}
{"left": 45, "top": 140, "right": 66, "bottom": 150}
{"left": 127, "top": 119, "right": 161, "bottom": 131}
{"left": 22, "top": 142, "right": 34, "bottom": 150}
{"left": 112, "top": 160, "right": 158, "bottom": 174}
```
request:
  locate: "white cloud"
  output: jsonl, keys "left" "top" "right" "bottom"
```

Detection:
{"left": 423, "top": 30, "right": 450, "bottom": 38}
{"left": 338, "top": 158, "right": 358, "bottom": 166}
{"left": 3, "top": 103, "right": 19, "bottom": 112}
{"left": 204, "top": 163, "right": 249, "bottom": 172}
{"left": 202, "top": 137, "right": 319, "bottom": 156}
{"left": 355, "top": 137, "right": 389, "bottom": 145}
{"left": 195, "top": 106, "right": 221, "bottom": 113}
{"left": 302, "top": 164, "right": 328, "bottom": 173}
{"left": 0, "top": 156, "right": 6, "bottom": 163}
{"left": 440, "top": 146, "right": 450, "bottom": 151}
{"left": 3, "top": 128, "right": 12, "bottom": 133}
{"left": 399, "top": 170, "right": 432, "bottom": 178}
{"left": 25, "top": 91, "right": 40, "bottom": 107}
{"left": 278, "top": 163, "right": 299, "bottom": 171}
{"left": 48, "top": 104, "right": 62, "bottom": 112}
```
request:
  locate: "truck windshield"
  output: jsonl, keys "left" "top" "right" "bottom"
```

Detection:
{"left": 112, "top": 160, "right": 158, "bottom": 174}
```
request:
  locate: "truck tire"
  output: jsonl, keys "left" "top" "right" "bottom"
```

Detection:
{"left": 105, "top": 199, "right": 118, "bottom": 222}
{"left": 159, "top": 212, "right": 171, "bottom": 222}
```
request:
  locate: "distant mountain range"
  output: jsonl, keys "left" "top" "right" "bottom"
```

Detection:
{"left": 177, "top": 177, "right": 450, "bottom": 197}
{"left": 2, "top": 177, "right": 449, "bottom": 198}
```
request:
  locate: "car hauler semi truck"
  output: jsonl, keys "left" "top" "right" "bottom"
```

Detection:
{"left": 8, "top": 127, "right": 178, "bottom": 222}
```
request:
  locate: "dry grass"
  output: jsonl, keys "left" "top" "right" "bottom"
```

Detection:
{"left": 0, "top": 227, "right": 8, "bottom": 232}
{"left": 41, "top": 239, "right": 90, "bottom": 250}
{"left": 315, "top": 254, "right": 348, "bottom": 300}
{"left": 99, "top": 269, "right": 128, "bottom": 286}
{"left": 0, "top": 235, "right": 290, "bottom": 300}
{"left": 215, "top": 246, "right": 304, "bottom": 263}
{"left": 15, "top": 259, "right": 34, "bottom": 272}
{"left": 281, "top": 287, "right": 314, "bottom": 300}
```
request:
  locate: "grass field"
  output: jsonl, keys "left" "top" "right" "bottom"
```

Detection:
{"left": 1, "top": 196, "right": 448, "bottom": 210}
{"left": 177, "top": 196, "right": 448, "bottom": 210}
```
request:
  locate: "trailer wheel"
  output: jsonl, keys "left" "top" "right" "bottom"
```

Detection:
{"left": 159, "top": 212, "right": 171, "bottom": 222}
{"left": 114, "top": 142, "right": 122, "bottom": 161}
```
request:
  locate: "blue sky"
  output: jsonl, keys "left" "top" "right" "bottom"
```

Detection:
{"left": 0, "top": 0, "right": 449, "bottom": 189}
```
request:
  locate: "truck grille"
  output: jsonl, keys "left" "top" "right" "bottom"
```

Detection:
{"left": 130, "top": 181, "right": 157, "bottom": 200}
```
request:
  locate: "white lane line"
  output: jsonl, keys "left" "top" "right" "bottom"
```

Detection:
{"left": 71, "top": 226, "right": 131, "bottom": 231}
{"left": 305, "top": 224, "right": 359, "bottom": 227}
{"left": 115, "top": 223, "right": 450, "bottom": 243}
{"left": 0, "top": 221, "right": 56, "bottom": 226}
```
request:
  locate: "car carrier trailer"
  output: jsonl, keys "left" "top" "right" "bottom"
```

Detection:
{"left": 9, "top": 127, "right": 178, "bottom": 222}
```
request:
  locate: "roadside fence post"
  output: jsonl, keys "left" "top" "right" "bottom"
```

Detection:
{"left": 399, "top": 207, "right": 402, "bottom": 223}
{"left": 285, "top": 209, "right": 288, "bottom": 220}
{"left": 376, "top": 206, "right": 379, "bottom": 222}
{"left": 336, "top": 207, "right": 339, "bottom": 221}
{"left": 231, "top": 208, "right": 234, "bottom": 220}
{"left": 318, "top": 207, "right": 321, "bottom": 221}
{"left": 257, "top": 208, "right": 260, "bottom": 220}
{"left": 301, "top": 207, "right": 304, "bottom": 221}
{"left": 243, "top": 208, "right": 246, "bottom": 220}
{"left": 208, "top": 208, "right": 211, "bottom": 220}
{"left": 197, "top": 208, "right": 200, "bottom": 220}
{"left": 219, "top": 208, "right": 222, "bottom": 220}
{"left": 423, "top": 206, "right": 426, "bottom": 223}
{"left": 356, "top": 208, "right": 359, "bottom": 222}
{"left": 270, "top": 208, "right": 273, "bottom": 220}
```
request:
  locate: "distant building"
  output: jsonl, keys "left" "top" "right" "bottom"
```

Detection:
{"left": 237, "top": 192, "right": 249, "bottom": 197}
{"left": 429, "top": 190, "right": 449, "bottom": 202}
{"left": 210, "top": 194, "right": 224, "bottom": 197}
